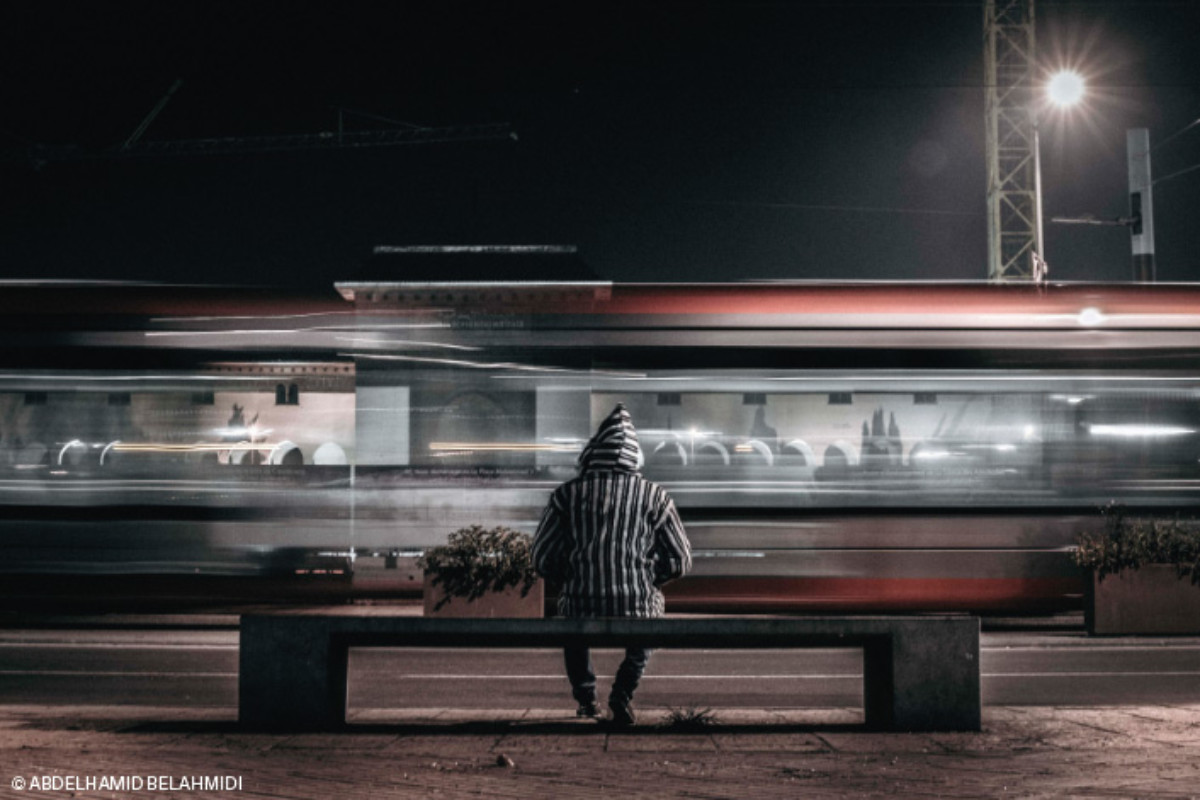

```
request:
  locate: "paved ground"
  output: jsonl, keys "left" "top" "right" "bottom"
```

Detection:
{"left": 2, "top": 703, "right": 1199, "bottom": 799}
{"left": 3, "top": 611, "right": 1197, "bottom": 797}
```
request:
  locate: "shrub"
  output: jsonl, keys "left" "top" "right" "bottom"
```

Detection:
{"left": 1074, "top": 503, "right": 1200, "bottom": 585}
{"left": 417, "top": 525, "right": 539, "bottom": 610}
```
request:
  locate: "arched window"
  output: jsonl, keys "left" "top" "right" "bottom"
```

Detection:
{"left": 694, "top": 440, "right": 730, "bottom": 466}
{"left": 824, "top": 441, "right": 859, "bottom": 468}
{"left": 313, "top": 443, "right": 348, "bottom": 465}
{"left": 650, "top": 440, "right": 688, "bottom": 467}
{"left": 270, "top": 441, "right": 304, "bottom": 466}
{"left": 735, "top": 439, "right": 774, "bottom": 467}
{"left": 780, "top": 439, "right": 817, "bottom": 466}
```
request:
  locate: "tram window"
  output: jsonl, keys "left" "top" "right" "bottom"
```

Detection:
{"left": 657, "top": 393, "right": 682, "bottom": 407}
{"left": 191, "top": 392, "right": 215, "bottom": 405}
{"left": 107, "top": 392, "right": 131, "bottom": 406}
{"left": 743, "top": 393, "right": 767, "bottom": 406}
{"left": 275, "top": 384, "right": 300, "bottom": 406}
{"left": 412, "top": 388, "right": 536, "bottom": 467}
{"left": 23, "top": 392, "right": 47, "bottom": 406}
{"left": 589, "top": 386, "right": 1200, "bottom": 508}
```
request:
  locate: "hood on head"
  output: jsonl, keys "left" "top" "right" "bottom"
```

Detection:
{"left": 578, "top": 403, "right": 643, "bottom": 473}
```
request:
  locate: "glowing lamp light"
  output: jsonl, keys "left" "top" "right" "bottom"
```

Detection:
{"left": 1077, "top": 307, "right": 1104, "bottom": 327}
{"left": 1047, "top": 70, "right": 1085, "bottom": 108}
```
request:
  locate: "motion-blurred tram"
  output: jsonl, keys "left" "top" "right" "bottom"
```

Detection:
{"left": 5, "top": 279, "right": 1200, "bottom": 612}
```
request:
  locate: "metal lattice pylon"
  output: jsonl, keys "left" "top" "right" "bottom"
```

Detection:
{"left": 985, "top": 0, "right": 1040, "bottom": 282}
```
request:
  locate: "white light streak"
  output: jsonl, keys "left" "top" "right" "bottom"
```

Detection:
{"left": 490, "top": 369, "right": 648, "bottom": 379}
{"left": 428, "top": 441, "right": 582, "bottom": 453}
{"left": 334, "top": 336, "right": 480, "bottom": 351}
{"left": 0, "top": 374, "right": 264, "bottom": 383}
{"left": 112, "top": 442, "right": 279, "bottom": 453}
{"left": 351, "top": 354, "right": 645, "bottom": 378}
{"left": 343, "top": 352, "right": 577, "bottom": 373}
{"left": 345, "top": 323, "right": 452, "bottom": 330}
{"left": 149, "top": 311, "right": 357, "bottom": 323}
{"left": 1088, "top": 424, "right": 1195, "bottom": 438}
{"left": 691, "top": 551, "right": 766, "bottom": 559}
{"left": 99, "top": 441, "right": 120, "bottom": 465}
{"left": 144, "top": 328, "right": 311, "bottom": 337}
{"left": 592, "top": 373, "right": 1200, "bottom": 385}
{"left": 56, "top": 439, "right": 85, "bottom": 465}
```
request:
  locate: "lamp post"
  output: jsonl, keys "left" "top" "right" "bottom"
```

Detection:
{"left": 1033, "top": 70, "right": 1086, "bottom": 278}
{"left": 1127, "top": 128, "right": 1155, "bottom": 282}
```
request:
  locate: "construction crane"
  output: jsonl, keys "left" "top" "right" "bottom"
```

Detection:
{"left": 10, "top": 79, "right": 514, "bottom": 168}
{"left": 984, "top": 0, "right": 1040, "bottom": 282}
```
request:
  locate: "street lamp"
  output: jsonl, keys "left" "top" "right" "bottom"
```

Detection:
{"left": 1047, "top": 71, "right": 1085, "bottom": 108}
{"left": 1033, "top": 70, "right": 1086, "bottom": 278}
{"left": 1044, "top": 68, "right": 1158, "bottom": 282}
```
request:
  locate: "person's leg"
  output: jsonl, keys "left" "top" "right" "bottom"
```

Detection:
{"left": 563, "top": 645, "right": 598, "bottom": 712}
{"left": 608, "top": 647, "right": 652, "bottom": 724}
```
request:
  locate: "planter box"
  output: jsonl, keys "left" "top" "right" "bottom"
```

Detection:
{"left": 1086, "top": 564, "right": 1200, "bottom": 635}
{"left": 422, "top": 573, "right": 544, "bottom": 618}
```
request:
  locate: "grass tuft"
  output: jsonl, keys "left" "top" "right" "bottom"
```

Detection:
{"left": 660, "top": 706, "right": 719, "bottom": 731}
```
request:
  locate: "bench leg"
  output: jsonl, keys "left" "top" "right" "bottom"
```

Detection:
{"left": 239, "top": 618, "right": 348, "bottom": 731}
{"left": 862, "top": 619, "right": 980, "bottom": 732}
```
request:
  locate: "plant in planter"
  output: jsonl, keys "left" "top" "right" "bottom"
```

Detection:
{"left": 1073, "top": 503, "right": 1200, "bottom": 634}
{"left": 416, "top": 525, "right": 543, "bottom": 617}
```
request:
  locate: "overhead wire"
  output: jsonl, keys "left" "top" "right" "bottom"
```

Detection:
{"left": 687, "top": 200, "right": 982, "bottom": 217}
{"left": 1149, "top": 115, "right": 1200, "bottom": 186}
{"left": 1150, "top": 117, "right": 1200, "bottom": 155}
{"left": 1154, "top": 162, "right": 1200, "bottom": 186}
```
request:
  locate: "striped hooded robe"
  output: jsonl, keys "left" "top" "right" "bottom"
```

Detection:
{"left": 533, "top": 404, "right": 692, "bottom": 618}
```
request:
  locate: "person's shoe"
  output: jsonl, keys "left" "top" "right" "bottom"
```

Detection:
{"left": 608, "top": 697, "right": 635, "bottom": 726}
{"left": 576, "top": 701, "right": 601, "bottom": 718}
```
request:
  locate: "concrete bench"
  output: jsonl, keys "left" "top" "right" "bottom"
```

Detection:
{"left": 239, "top": 615, "right": 980, "bottom": 732}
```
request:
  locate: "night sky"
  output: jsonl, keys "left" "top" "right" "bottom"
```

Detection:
{"left": 2, "top": 1, "right": 1199, "bottom": 288}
